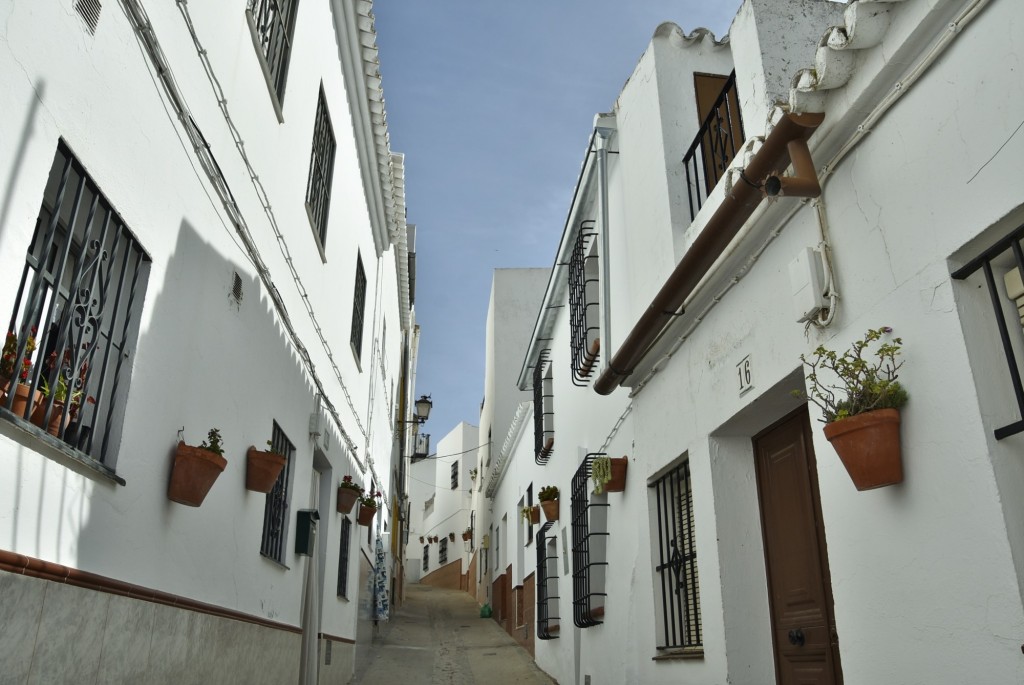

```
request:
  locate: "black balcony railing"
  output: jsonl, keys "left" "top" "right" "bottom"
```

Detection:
{"left": 682, "top": 71, "right": 745, "bottom": 222}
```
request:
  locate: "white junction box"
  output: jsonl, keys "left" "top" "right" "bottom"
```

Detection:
{"left": 788, "top": 247, "right": 827, "bottom": 323}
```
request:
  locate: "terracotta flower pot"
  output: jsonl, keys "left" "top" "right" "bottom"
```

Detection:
{"left": 604, "top": 457, "right": 628, "bottom": 493}
{"left": 357, "top": 503, "right": 377, "bottom": 526}
{"left": 168, "top": 442, "right": 227, "bottom": 506}
{"left": 540, "top": 498, "right": 559, "bottom": 522}
{"left": 245, "top": 447, "right": 286, "bottom": 493}
{"left": 526, "top": 505, "right": 540, "bottom": 525}
{"left": 823, "top": 408, "right": 903, "bottom": 491}
{"left": 1, "top": 379, "right": 40, "bottom": 419}
{"left": 461, "top": 531, "right": 472, "bottom": 542}
{"left": 30, "top": 400, "right": 70, "bottom": 437}
{"left": 337, "top": 487, "right": 360, "bottom": 514}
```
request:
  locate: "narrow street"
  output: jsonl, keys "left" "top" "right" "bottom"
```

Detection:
{"left": 355, "top": 584, "right": 556, "bottom": 684}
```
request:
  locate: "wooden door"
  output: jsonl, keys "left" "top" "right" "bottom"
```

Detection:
{"left": 694, "top": 72, "right": 744, "bottom": 194}
{"left": 754, "top": 409, "right": 843, "bottom": 685}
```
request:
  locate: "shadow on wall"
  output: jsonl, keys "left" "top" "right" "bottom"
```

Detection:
{"left": 0, "top": 81, "right": 44, "bottom": 252}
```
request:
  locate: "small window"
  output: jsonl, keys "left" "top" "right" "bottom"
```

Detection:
{"left": 533, "top": 351, "right": 554, "bottom": 464}
{"left": 422, "top": 545, "right": 429, "bottom": 572}
{"left": 350, "top": 254, "right": 367, "bottom": 362}
{"left": 526, "top": 483, "right": 534, "bottom": 544}
{"left": 260, "top": 422, "right": 295, "bottom": 563}
{"left": 450, "top": 461, "right": 458, "bottom": 489}
{"left": 569, "top": 220, "right": 601, "bottom": 385}
{"left": 2, "top": 141, "right": 151, "bottom": 468}
{"left": 247, "top": 0, "right": 300, "bottom": 112}
{"left": 305, "top": 85, "right": 336, "bottom": 252}
{"left": 438, "top": 537, "right": 448, "bottom": 565}
{"left": 336, "top": 517, "right": 352, "bottom": 597}
{"left": 652, "top": 460, "right": 702, "bottom": 651}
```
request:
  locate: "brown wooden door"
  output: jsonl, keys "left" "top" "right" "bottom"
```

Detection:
{"left": 754, "top": 409, "right": 843, "bottom": 685}
{"left": 693, "top": 73, "right": 743, "bottom": 194}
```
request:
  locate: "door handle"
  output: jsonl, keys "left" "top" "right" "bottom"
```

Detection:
{"left": 787, "top": 628, "right": 805, "bottom": 647}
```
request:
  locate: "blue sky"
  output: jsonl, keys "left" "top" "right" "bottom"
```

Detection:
{"left": 374, "top": 3, "right": 739, "bottom": 441}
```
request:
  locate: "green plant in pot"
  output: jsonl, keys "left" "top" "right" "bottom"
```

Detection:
{"left": 337, "top": 474, "right": 363, "bottom": 515}
{"left": 538, "top": 485, "right": 560, "bottom": 521}
{"left": 357, "top": 489, "right": 381, "bottom": 526}
{"left": 169, "top": 428, "right": 228, "bottom": 506}
{"left": 520, "top": 504, "right": 539, "bottom": 525}
{"left": 1, "top": 328, "right": 38, "bottom": 418}
{"left": 591, "top": 455, "right": 628, "bottom": 495}
{"left": 796, "top": 326, "right": 908, "bottom": 490}
{"left": 246, "top": 439, "right": 287, "bottom": 494}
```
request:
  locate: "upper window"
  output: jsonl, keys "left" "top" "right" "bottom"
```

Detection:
{"left": 350, "top": 254, "right": 367, "bottom": 363}
{"left": 260, "top": 421, "right": 295, "bottom": 563}
{"left": 305, "top": 85, "right": 336, "bottom": 253}
{"left": 422, "top": 545, "right": 429, "bottom": 572}
{"left": 651, "top": 459, "right": 702, "bottom": 652}
{"left": 682, "top": 71, "right": 744, "bottom": 222}
{"left": 336, "top": 517, "right": 352, "bottom": 597}
{"left": 450, "top": 461, "right": 458, "bottom": 489}
{"left": 569, "top": 220, "right": 600, "bottom": 385}
{"left": 533, "top": 351, "right": 554, "bottom": 464}
{"left": 951, "top": 222, "right": 1024, "bottom": 439}
{"left": 247, "top": 0, "right": 300, "bottom": 116}
{"left": 2, "top": 141, "right": 151, "bottom": 469}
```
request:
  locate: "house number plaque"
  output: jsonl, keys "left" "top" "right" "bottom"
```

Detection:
{"left": 737, "top": 355, "right": 753, "bottom": 396}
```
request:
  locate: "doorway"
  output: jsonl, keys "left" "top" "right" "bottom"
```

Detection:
{"left": 753, "top": 408, "right": 843, "bottom": 685}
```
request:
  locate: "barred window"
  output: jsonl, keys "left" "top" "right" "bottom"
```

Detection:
{"left": 439, "top": 537, "right": 448, "bottom": 565}
{"left": 450, "top": 461, "right": 458, "bottom": 489}
{"left": 336, "top": 517, "right": 352, "bottom": 597}
{"left": 526, "top": 483, "right": 534, "bottom": 544}
{"left": 422, "top": 545, "right": 429, "bottom": 572}
{"left": 2, "top": 141, "right": 151, "bottom": 470}
{"left": 533, "top": 351, "right": 554, "bottom": 464}
{"left": 652, "top": 460, "right": 702, "bottom": 650}
{"left": 305, "top": 85, "right": 336, "bottom": 251}
{"left": 571, "top": 454, "right": 608, "bottom": 627}
{"left": 350, "top": 254, "right": 367, "bottom": 362}
{"left": 569, "top": 220, "right": 600, "bottom": 385}
{"left": 536, "top": 522, "right": 560, "bottom": 640}
{"left": 247, "top": 0, "right": 299, "bottom": 108}
{"left": 951, "top": 222, "right": 1024, "bottom": 439}
{"left": 260, "top": 422, "right": 295, "bottom": 563}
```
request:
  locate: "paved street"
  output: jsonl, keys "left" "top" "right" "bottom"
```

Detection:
{"left": 354, "top": 584, "right": 556, "bottom": 684}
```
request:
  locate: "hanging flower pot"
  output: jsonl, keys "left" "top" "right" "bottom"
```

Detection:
{"left": 419, "top": 536, "right": 425, "bottom": 544}
{"left": 540, "top": 498, "right": 559, "bottom": 522}
{"left": 448, "top": 532, "right": 455, "bottom": 542}
{"left": 521, "top": 505, "right": 540, "bottom": 525}
{"left": 168, "top": 429, "right": 227, "bottom": 507}
{"left": 823, "top": 408, "right": 903, "bottom": 490}
{"left": 592, "top": 457, "right": 628, "bottom": 494}
{"left": 336, "top": 475, "right": 363, "bottom": 514}
{"left": 461, "top": 529, "right": 472, "bottom": 542}
{"left": 245, "top": 445, "right": 286, "bottom": 493}
{"left": 356, "top": 495, "right": 379, "bottom": 526}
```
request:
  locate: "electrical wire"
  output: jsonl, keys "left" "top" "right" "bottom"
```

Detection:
{"left": 406, "top": 442, "right": 490, "bottom": 462}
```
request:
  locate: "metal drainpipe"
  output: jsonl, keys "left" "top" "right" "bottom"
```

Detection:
{"left": 595, "top": 125, "right": 615, "bottom": 376}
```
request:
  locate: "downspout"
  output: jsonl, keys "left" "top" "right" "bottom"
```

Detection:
{"left": 595, "top": 125, "right": 615, "bottom": 374}
{"left": 594, "top": 111, "right": 824, "bottom": 395}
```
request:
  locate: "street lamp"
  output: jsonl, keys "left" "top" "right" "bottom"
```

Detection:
{"left": 413, "top": 394, "right": 432, "bottom": 424}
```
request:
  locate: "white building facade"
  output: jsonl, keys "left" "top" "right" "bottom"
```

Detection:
{"left": 482, "top": 0, "right": 1024, "bottom": 683}
{"left": 0, "top": 1, "right": 419, "bottom": 683}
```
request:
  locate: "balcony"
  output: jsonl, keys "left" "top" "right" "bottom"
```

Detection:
{"left": 682, "top": 71, "right": 745, "bottom": 222}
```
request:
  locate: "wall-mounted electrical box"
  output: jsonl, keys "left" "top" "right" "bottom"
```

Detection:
{"left": 788, "top": 247, "right": 828, "bottom": 323}
{"left": 295, "top": 509, "right": 320, "bottom": 557}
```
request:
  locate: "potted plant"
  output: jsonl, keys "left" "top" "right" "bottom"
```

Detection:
{"left": 520, "top": 504, "right": 540, "bottom": 525}
{"left": 448, "top": 532, "right": 455, "bottom": 542}
{"left": 31, "top": 348, "right": 92, "bottom": 437}
{"left": 592, "top": 456, "right": 628, "bottom": 495}
{"left": 169, "top": 428, "right": 227, "bottom": 506}
{"left": 461, "top": 527, "right": 472, "bottom": 541}
{"left": 538, "top": 485, "right": 559, "bottom": 521}
{"left": 419, "top": 535, "right": 425, "bottom": 543}
{"left": 0, "top": 328, "right": 38, "bottom": 418}
{"left": 469, "top": 467, "right": 478, "bottom": 481}
{"left": 357, "top": 489, "right": 381, "bottom": 526}
{"left": 797, "top": 326, "right": 909, "bottom": 490}
{"left": 337, "top": 475, "right": 363, "bottom": 514}
{"left": 245, "top": 439, "right": 287, "bottom": 493}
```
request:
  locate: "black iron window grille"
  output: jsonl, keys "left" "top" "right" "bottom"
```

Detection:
{"left": 952, "top": 222, "right": 1024, "bottom": 439}
{"left": 569, "top": 220, "right": 601, "bottom": 385}
{"left": 571, "top": 453, "right": 609, "bottom": 628}
{"left": 2, "top": 142, "right": 151, "bottom": 468}
{"left": 652, "top": 459, "right": 702, "bottom": 650}
{"left": 536, "top": 521, "right": 560, "bottom": 640}
{"left": 682, "top": 71, "right": 745, "bottom": 222}
{"left": 439, "top": 537, "right": 448, "bottom": 565}
{"left": 306, "top": 85, "right": 336, "bottom": 249}
{"left": 422, "top": 545, "right": 429, "bottom": 572}
{"left": 350, "top": 254, "right": 367, "bottom": 361}
{"left": 526, "top": 483, "right": 534, "bottom": 544}
{"left": 248, "top": 0, "right": 299, "bottom": 105}
{"left": 451, "top": 461, "right": 458, "bottom": 489}
{"left": 260, "top": 421, "right": 295, "bottom": 563}
{"left": 337, "top": 517, "right": 352, "bottom": 597}
{"left": 533, "top": 350, "right": 554, "bottom": 464}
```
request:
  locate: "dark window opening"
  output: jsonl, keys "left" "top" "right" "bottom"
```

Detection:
{"left": 450, "top": 461, "right": 458, "bottom": 489}
{"left": 533, "top": 350, "right": 554, "bottom": 464}
{"left": 351, "top": 254, "right": 367, "bottom": 362}
{"left": 305, "top": 85, "right": 336, "bottom": 249}
{"left": 249, "top": 0, "right": 300, "bottom": 105}
{"left": 260, "top": 421, "right": 295, "bottom": 563}
{"left": 652, "top": 460, "right": 702, "bottom": 650}
{"left": 571, "top": 453, "right": 608, "bottom": 627}
{"left": 337, "top": 517, "right": 352, "bottom": 597}
{"left": 536, "top": 521, "right": 560, "bottom": 640}
{"left": 439, "top": 537, "right": 448, "bottom": 565}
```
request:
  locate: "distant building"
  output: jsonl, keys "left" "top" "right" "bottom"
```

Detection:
{"left": 0, "top": 1, "right": 419, "bottom": 682}
{"left": 473, "top": 0, "right": 1024, "bottom": 683}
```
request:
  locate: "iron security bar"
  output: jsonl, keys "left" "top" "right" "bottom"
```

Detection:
{"left": 3, "top": 141, "right": 150, "bottom": 467}
{"left": 533, "top": 349, "right": 554, "bottom": 464}
{"left": 536, "top": 521, "right": 560, "bottom": 640}
{"left": 682, "top": 71, "right": 745, "bottom": 222}
{"left": 951, "top": 222, "right": 1024, "bottom": 439}
{"left": 306, "top": 86, "right": 336, "bottom": 247}
{"left": 652, "top": 460, "right": 702, "bottom": 650}
{"left": 260, "top": 421, "right": 295, "bottom": 562}
{"left": 569, "top": 220, "right": 600, "bottom": 386}
{"left": 571, "top": 453, "right": 608, "bottom": 628}
{"left": 250, "top": 0, "right": 299, "bottom": 102}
